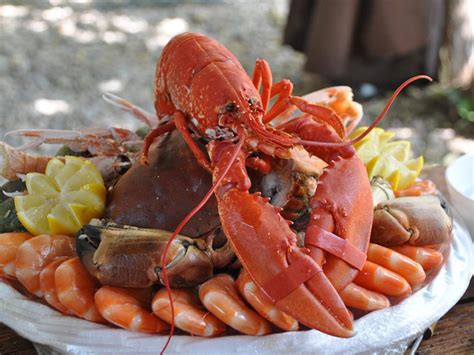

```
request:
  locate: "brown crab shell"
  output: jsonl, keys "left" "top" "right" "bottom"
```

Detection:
{"left": 105, "top": 130, "right": 219, "bottom": 238}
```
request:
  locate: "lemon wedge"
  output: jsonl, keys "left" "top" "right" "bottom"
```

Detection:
{"left": 14, "top": 156, "right": 105, "bottom": 236}
{"left": 350, "top": 127, "right": 424, "bottom": 191}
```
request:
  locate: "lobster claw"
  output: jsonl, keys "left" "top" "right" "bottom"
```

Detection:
{"left": 208, "top": 140, "right": 354, "bottom": 337}
{"left": 371, "top": 195, "right": 453, "bottom": 247}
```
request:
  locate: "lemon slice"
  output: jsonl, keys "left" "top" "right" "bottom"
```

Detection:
{"left": 350, "top": 127, "right": 424, "bottom": 191}
{"left": 14, "top": 156, "right": 106, "bottom": 236}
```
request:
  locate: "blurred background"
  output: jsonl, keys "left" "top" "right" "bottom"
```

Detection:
{"left": 0, "top": 0, "right": 472, "bottom": 165}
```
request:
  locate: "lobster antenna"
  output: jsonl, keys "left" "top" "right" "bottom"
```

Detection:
{"left": 159, "top": 136, "right": 245, "bottom": 354}
{"left": 297, "top": 75, "right": 433, "bottom": 148}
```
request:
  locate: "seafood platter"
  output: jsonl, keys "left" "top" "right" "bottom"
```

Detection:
{"left": 0, "top": 33, "right": 472, "bottom": 353}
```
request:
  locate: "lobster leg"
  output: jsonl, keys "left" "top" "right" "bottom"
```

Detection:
{"left": 174, "top": 111, "right": 212, "bottom": 173}
{"left": 263, "top": 80, "right": 294, "bottom": 124}
{"left": 208, "top": 140, "right": 354, "bottom": 337}
{"left": 252, "top": 59, "right": 295, "bottom": 125}
{"left": 141, "top": 121, "right": 176, "bottom": 164}
{"left": 252, "top": 59, "right": 272, "bottom": 111}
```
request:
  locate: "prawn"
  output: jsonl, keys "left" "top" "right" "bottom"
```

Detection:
{"left": 152, "top": 287, "right": 226, "bottom": 337}
{"left": 15, "top": 234, "right": 75, "bottom": 297}
{"left": 55, "top": 257, "right": 106, "bottom": 323}
{"left": 236, "top": 269, "right": 298, "bottom": 331}
{"left": 95, "top": 286, "right": 169, "bottom": 333}
{"left": 199, "top": 274, "right": 272, "bottom": 336}
{"left": 0, "top": 232, "right": 32, "bottom": 278}
{"left": 39, "top": 257, "right": 74, "bottom": 314}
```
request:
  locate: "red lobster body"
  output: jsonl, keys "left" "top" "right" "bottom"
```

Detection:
{"left": 149, "top": 32, "right": 373, "bottom": 337}
{"left": 155, "top": 33, "right": 263, "bottom": 140}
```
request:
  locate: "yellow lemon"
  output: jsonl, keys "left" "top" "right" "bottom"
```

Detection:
{"left": 14, "top": 156, "right": 105, "bottom": 236}
{"left": 350, "top": 127, "right": 423, "bottom": 191}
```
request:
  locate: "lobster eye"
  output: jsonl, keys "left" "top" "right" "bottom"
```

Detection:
{"left": 248, "top": 98, "right": 254, "bottom": 106}
{"left": 225, "top": 102, "right": 237, "bottom": 112}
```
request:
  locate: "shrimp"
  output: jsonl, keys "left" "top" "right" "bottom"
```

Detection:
{"left": 395, "top": 180, "right": 437, "bottom": 197}
{"left": 95, "top": 286, "right": 169, "bottom": 333}
{"left": 152, "top": 287, "right": 225, "bottom": 337}
{"left": 39, "top": 257, "right": 74, "bottom": 314}
{"left": 353, "top": 261, "right": 411, "bottom": 297}
{"left": 0, "top": 232, "right": 32, "bottom": 278}
{"left": 55, "top": 257, "right": 106, "bottom": 323}
{"left": 199, "top": 274, "right": 272, "bottom": 336}
{"left": 15, "top": 234, "right": 75, "bottom": 297}
{"left": 236, "top": 269, "right": 298, "bottom": 331}
{"left": 340, "top": 283, "right": 390, "bottom": 311}
{"left": 367, "top": 243, "right": 426, "bottom": 287}
{"left": 0, "top": 142, "right": 52, "bottom": 180}
{"left": 391, "top": 244, "right": 444, "bottom": 272}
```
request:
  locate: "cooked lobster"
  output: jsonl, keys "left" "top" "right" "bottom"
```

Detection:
{"left": 142, "top": 32, "right": 379, "bottom": 338}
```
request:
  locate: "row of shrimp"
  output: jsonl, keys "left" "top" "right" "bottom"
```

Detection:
{"left": 0, "top": 230, "right": 444, "bottom": 336}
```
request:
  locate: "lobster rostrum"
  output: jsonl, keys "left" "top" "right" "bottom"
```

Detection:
{"left": 140, "top": 32, "right": 431, "bottom": 344}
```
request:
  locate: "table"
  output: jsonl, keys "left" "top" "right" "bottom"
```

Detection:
{"left": 0, "top": 166, "right": 472, "bottom": 354}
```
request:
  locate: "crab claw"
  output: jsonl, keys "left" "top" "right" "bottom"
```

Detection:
{"left": 371, "top": 195, "right": 452, "bottom": 247}
{"left": 76, "top": 221, "right": 214, "bottom": 288}
{"left": 208, "top": 140, "right": 354, "bottom": 338}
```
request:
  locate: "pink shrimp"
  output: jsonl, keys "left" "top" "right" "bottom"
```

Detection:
{"left": 353, "top": 261, "right": 411, "bottom": 297}
{"left": 39, "top": 257, "right": 74, "bottom": 314}
{"left": 367, "top": 243, "right": 426, "bottom": 287}
{"left": 391, "top": 245, "right": 444, "bottom": 272}
{"left": 152, "top": 287, "right": 226, "bottom": 337}
{"left": 199, "top": 274, "right": 272, "bottom": 336}
{"left": 0, "top": 232, "right": 32, "bottom": 278}
{"left": 15, "top": 234, "right": 75, "bottom": 297}
{"left": 340, "top": 283, "right": 390, "bottom": 311}
{"left": 95, "top": 286, "right": 169, "bottom": 333}
{"left": 55, "top": 257, "right": 106, "bottom": 323}
{"left": 236, "top": 269, "right": 298, "bottom": 331}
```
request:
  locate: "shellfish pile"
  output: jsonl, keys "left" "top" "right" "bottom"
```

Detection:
{"left": 0, "top": 33, "right": 452, "bottom": 348}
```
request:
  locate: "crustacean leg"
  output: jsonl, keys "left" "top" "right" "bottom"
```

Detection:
{"left": 371, "top": 195, "right": 452, "bottom": 247}
{"left": 76, "top": 222, "right": 215, "bottom": 289}
{"left": 251, "top": 59, "right": 346, "bottom": 138}
{"left": 174, "top": 111, "right": 212, "bottom": 172}
{"left": 152, "top": 287, "right": 226, "bottom": 337}
{"left": 95, "top": 286, "right": 169, "bottom": 333}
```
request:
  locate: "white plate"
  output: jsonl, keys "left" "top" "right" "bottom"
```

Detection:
{"left": 1, "top": 219, "right": 472, "bottom": 355}
{"left": 446, "top": 154, "right": 474, "bottom": 240}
